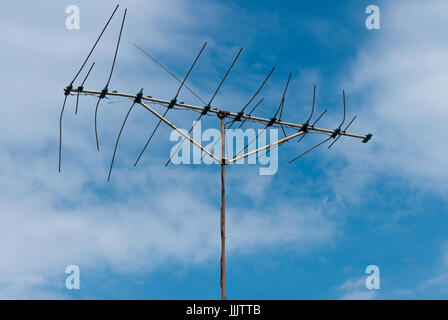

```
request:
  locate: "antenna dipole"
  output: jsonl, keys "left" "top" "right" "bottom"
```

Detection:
{"left": 165, "top": 48, "right": 242, "bottom": 167}
{"left": 59, "top": 4, "right": 120, "bottom": 172}
{"left": 133, "top": 42, "right": 207, "bottom": 167}
{"left": 94, "top": 8, "right": 127, "bottom": 151}
{"left": 200, "top": 67, "right": 274, "bottom": 161}
{"left": 234, "top": 72, "right": 292, "bottom": 158}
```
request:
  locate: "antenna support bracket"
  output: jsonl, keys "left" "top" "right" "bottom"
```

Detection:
{"left": 134, "top": 89, "right": 143, "bottom": 104}
{"left": 300, "top": 123, "right": 309, "bottom": 133}
{"left": 267, "top": 117, "right": 277, "bottom": 127}
{"left": 234, "top": 111, "right": 244, "bottom": 122}
{"left": 99, "top": 86, "right": 108, "bottom": 99}
{"left": 64, "top": 84, "right": 73, "bottom": 96}
{"left": 168, "top": 98, "right": 177, "bottom": 109}
{"left": 217, "top": 110, "right": 230, "bottom": 118}
{"left": 362, "top": 133, "right": 373, "bottom": 143}
{"left": 331, "top": 128, "right": 341, "bottom": 138}
{"left": 201, "top": 104, "right": 211, "bottom": 115}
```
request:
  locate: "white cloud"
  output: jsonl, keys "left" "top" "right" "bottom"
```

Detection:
{"left": 416, "top": 244, "right": 448, "bottom": 296}
{"left": 338, "top": 277, "right": 377, "bottom": 300}
{"left": 330, "top": 1, "right": 448, "bottom": 299}
{"left": 0, "top": 159, "right": 336, "bottom": 298}
{"left": 339, "top": 0, "right": 448, "bottom": 194}
{"left": 0, "top": 0, "right": 337, "bottom": 298}
{"left": 2, "top": 0, "right": 447, "bottom": 300}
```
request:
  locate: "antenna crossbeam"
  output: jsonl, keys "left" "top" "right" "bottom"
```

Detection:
{"left": 70, "top": 88, "right": 369, "bottom": 141}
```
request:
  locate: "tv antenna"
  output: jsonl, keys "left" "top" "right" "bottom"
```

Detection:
{"left": 59, "top": 5, "right": 373, "bottom": 300}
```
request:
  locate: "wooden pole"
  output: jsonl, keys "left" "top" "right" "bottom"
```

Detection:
{"left": 220, "top": 114, "right": 226, "bottom": 300}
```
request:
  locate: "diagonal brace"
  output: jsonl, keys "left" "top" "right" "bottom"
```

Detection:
{"left": 138, "top": 101, "right": 221, "bottom": 164}
{"left": 228, "top": 131, "right": 305, "bottom": 164}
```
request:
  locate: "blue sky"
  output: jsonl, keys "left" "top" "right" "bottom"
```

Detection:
{"left": 0, "top": 0, "right": 447, "bottom": 299}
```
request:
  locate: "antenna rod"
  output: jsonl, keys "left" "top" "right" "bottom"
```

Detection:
{"left": 305, "top": 85, "right": 316, "bottom": 124}
{"left": 276, "top": 72, "right": 292, "bottom": 137}
{"left": 235, "top": 98, "right": 264, "bottom": 130}
{"left": 296, "top": 86, "right": 322, "bottom": 144}
{"left": 133, "top": 42, "right": 207, "bottom": 167}
{"left": 107, "top": 101, "right": 136, "bottom": 181}
{"left": 94, "top": 8, "right": 127, "bottom": 151}
{"left": 58, "top": 95, "right": 69, "bottom": 173}
{"left": 59, "top": 5, "right": 119, "bottom": 173}
{"left": 339, "top": 89, "right": 346, "bottom": 129}
{"left": 257, "top": 108, "right": 327, "bottom": 159}
{"left": 227, "top": 66, "right": 274, "bottom": 131}
{"left": 328, "top": 115, "right": 357, "bottom": 149}
{"left": 175, "top": 42, "right": 207, "bottom": 100}
{"left": 107, "top": 89, "right": 144, "bottom": 181}
{"left": 69, "top": 4, "right": 119, "bottom": 86}
{"left": 200, "top": 98, "right": 264, "bottom": 162}
{"left": 289, "top": 112, "right": 350, "bottom": 164}
{"left": 200, "top": 67, "right": 274, "bottom": 161}
{"left": 75, "top": 62, "right": 95, "bottom": 115}
{"left": 165, "top": 48, "right": 242, "bottom": 167}
{"left": 288, "top": 88, "right": 351, "bottom": 163}
{"left": 234, "top": 73, "right": 292, "bottom": 158}
{"left": 134, "top": 44, "right": 207, "bottom": 105}
{"left": 209, "top": 48, "right": 243, "bottom": 104}
{"left": 296, "top": 109, "right": 327, "bottom": 144}
{"left": 235, "top": 67, "right": 275, "bottom": 118}
{"left": 289, "top": 136, "right": 332, "bottom": 163}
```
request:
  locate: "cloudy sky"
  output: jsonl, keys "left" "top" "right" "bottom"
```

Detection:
{"left": 0, "top": 0, "right": 447, "bottom": 299}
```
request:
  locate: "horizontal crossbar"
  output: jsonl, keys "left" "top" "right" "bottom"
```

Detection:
{"left": 69, "top": 88, "right": 369, "bottom": 140}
